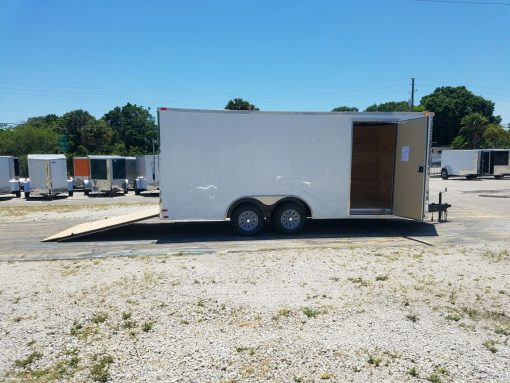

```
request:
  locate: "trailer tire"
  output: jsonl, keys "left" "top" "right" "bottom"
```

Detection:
{"left": 84, "top": 189, "right": 90, "bottom": 196}
{"left": 134, "top": 186, "right": 140, "bottom": 195}
{"left": 24, "top": 192, "right": 30, "bottom": 199}
{"left": 231, "top": 204, "right": 264, "bottom": 236}
{"left": 440, "top": 169, "right": 449, "bottom": 180}
{"left": 273, "top": 202, "right": 306, "bottom": 234}
{"left": 68, "top": 191, "right": 74, "bottom": 197}
{"left": 494, "top": 175, "right": 503, "bottom": 179}
{"left": 15, "top": 191, "right": 21, "bottom": 198}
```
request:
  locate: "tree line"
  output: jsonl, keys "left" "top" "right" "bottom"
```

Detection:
{"left": 1, "top": 87, "right": 508, "bottom": 175}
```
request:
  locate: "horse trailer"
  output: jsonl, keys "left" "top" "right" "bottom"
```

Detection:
{"left": 0, "top": 156, "right": 21, "bottom": 198}
{"left": 158, "top": 108, "right": 433, "bottom": 235}
{"left": 24, "top": 154, "right": 73, "bottom": 198}
{"left": 84, "top": 155, "right": 128, "bottom": 196}
{"left": 134, "top": 155, "right": 159, "bottom": 194}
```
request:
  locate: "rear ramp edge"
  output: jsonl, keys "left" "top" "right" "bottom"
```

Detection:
{"left": 42, "top": 206, "right": 160, "bottom": 242}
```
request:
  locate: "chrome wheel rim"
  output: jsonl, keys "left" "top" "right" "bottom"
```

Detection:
{"left": 238, "top": 210, "right": 259, "bottom": 232}
{"left": 280, "top": 209, "right": 301, "bottom": 230}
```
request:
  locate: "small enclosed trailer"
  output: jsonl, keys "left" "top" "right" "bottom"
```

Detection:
{"left": 125, "top": 157, "right": 137, "bottom": 189}
{"left": 158, "top": 108, "right": 433, "bottom": 235}
{"left": 0, "top": 156, "right": 21, "bottom": 197}
{"left": 84, "top": 155, "right": 128, "bottom": 196}
{"left": 73, "top": 157, "right": 90, "bottom": 189}
{"left": 134, "top": 155, "right": 159, "bottom": 194}
{"left": 24, "top": 154, "right": 73, "bottom": 198}
{"left": 441, "top": 149, "right": 510, "bottom": 179}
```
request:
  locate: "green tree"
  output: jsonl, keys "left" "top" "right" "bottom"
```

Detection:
{"left": 331, "top": 106, "right": 359, "bottom": 112}
{"left": 78, "top": 119, "right": 114, "bottom": 154}
{"left": 59, "top": 110, "right": 96, "bottom": 154}
{"left": 483, "top": 123, "right": 510, "bottom": 148}
{"left": 454, "top": 112, "right": 489, "bottom": 149}
{"left": 103, "top": 103, "right": 158, "bottom": 155}
{"left": 420, "top": 86, "right": 500, "bottom": 146}
{"left": 225, "top": 98, "right": 259, "bottom": 111}
{"left": 364, "top": 101, "right": 411, "bottom": 112}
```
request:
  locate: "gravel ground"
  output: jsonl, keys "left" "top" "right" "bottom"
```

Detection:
{"left": 1, "top": 245, "right": 509, "bottom": 382}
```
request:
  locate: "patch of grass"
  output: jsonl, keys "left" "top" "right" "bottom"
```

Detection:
{"left": 406, "top": 313, "right": 419, "bottom": 323}
{"left": 90, "top": 354, "right": 113, "bottom": 382}
{"left": 302, "top": 307, "right": 321, "bottom": 318}
{"left": 495, "top": 325, "right": 510, "bottom": 336}
{"left": 273, "top": 307, "right": 291, "bottom": 321}
{"left": 448, "top": 290, "right": 457, "bottom": 305}
{"left": 375, "top": 275, "right": 389, "bottom": 281}
{"left": 197, "top": 299, "right": 206, "bottom": 307}
{"left": 483, "top": 340, "right": 497, "bottom": 353}
{"left": 91, "top": 312, "right": 108, "bottom": 324}
{"left": 408, "top": 366, "right": 419, "bottom": 377}
{"left": 348, "top": 277, "right": 370, "bottom": 287}
{"left": 27, "top": 340, "right": 36, "bottom": 347}
{"left": 142, "top": 321, "right": 155, "bottom": 332}
{"left": 367, "top": 355, "right": 382, "bottom": 367}
{"left": 122, "top": 320, "right": 137, "bottom": 329}
{"left": 330, "top": 276, "right": 340, "bottom": 282}
{"left": 14, "top": 351, "right": 43, "bottom": 368}
{"left": 445, "top": 313, "right": 462, "bottom": 322}
{"left": 426, "top": 373, "right": 441, "bottom": 383}
{"left": 436, "top": 367, "right": 449, "bottom": 376}
{"left": 70, "top": 321, "right": 97, "bottom": 340}
{"left": 320, "top": 373, "right": 333, "bottom": 379}
{"left": 121, "top": 311, "right": 132, "bottom": 320}
{"left": 483, "top": 249, "right": 509, "bottom": 262}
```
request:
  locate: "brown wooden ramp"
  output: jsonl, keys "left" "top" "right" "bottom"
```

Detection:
{"left": 42, "top": 206, "right": 160, "bottom": 242}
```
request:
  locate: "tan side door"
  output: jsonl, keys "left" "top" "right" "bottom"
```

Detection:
{"left": 393, "top": 117, "right": 429, "bottom": 221}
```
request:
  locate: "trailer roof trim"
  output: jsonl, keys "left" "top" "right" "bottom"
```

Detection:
{"left": 88, "top": 155, "right": 124, "bottom": 159}
{"left": 158, "top": 107, "right": 433, "bottom": 120}
{"left": 27, "top": 154, "right": 66, "bottom": 160}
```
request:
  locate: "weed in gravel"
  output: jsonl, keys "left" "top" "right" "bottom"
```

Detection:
{"left": 367, "top": 355, "right": 382, "bottom": 367}
{"left": 330, "top": 276, "right": 340, "bottom": 282}
{"left": 273, "top": 307, "right": 291, "bottom": 321}
{"left": 122, "top": 311, "right": 132, "bottom": 320}
{"left": 483, "top": 340, "right": 498, "bottom": 353}
{"left": 445, "top": 313, "right": 462, "bottom": 322}
{"left": 483, "top": 249, "right": 509, "bottom": 262}
{"left": 12, "top": 296, "right": 21, "bottom": 304}
{"left": 302, "top": 307, "right": 321, "bottom": 318}
{"left": 375, "top": 275, "right": 389, "bottom": 281}
{"left": 426, "top": 373, "right": 441, "bottom": 383}
{"left": 197, "top": 299, "right": 206, "bottom": 307}
{"left": 408, "top": 366, "right": 419, "bottom": 377}
{"left": 14, "top": 351, "right": 43, "bottom": 368}
{"left": 448, "top": 290, "right": 457, "bottom": 305}
{"left": 122, "top": 320, "right": 137, "bottom": 329}
{"left": 320, "top": 373, "right": 333, "bottom": 379}
{"left": 462, "top": 306, "right": 479, "bottom": 320}
{"left": 436, "top": 367, "right": 449, "bottom": 376}
{"left": 92, "top": 312, "right": 108, "bottom": 324}
{"left": 495, "top": 325, "right": 510, "bottom": 336}
{"left": 142, "top": 321, "right": 155, "bottom": 332}
{"left": 180, "top": 319, "right": 190, "bottom": 325}
{"left": 90, "top": 354, "right": 113, "bottom": 382}
{"left": 406, "top": 313, "right": 419, "bottom": 323}
{"left": 348, "top": 277, "right": 370, "bottom": 287}
{"left": 27, "top": 340, "right": 36, "bottom": 347}
{"left": 293, "top": 376, "right": 303, "bottom": 382}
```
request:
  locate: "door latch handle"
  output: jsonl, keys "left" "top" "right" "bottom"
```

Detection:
{"left": 418, "top": 166, "right": 424, "bottom": 173}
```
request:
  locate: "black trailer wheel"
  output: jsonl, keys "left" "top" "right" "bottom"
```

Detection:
{"left": 84, "top": 189, "right": 90, "bottom": 196}
{"left": 440, "top": 168, "right": 449, "bottom": 180}
{"left": 124, "top": 189, "right": 128, "bottom": 195}
{"left": 134, "top": 186, "right": 140, "bottom": 195}
{"left": 15, "top": 191, "right": 21, "bottom": 198}
{"left": 69, "top": 191, "right": 74, "bottom": 197}
{"left": 494, "top": 175, "right": 504, "bottom": 179}
{"left": 273, "top": 202, "right": 306, "bottom": 234}
{"left": 24, "top": 192, "right": 30, "bottom": 199}
{"left": 231, "top": 204, "right": 264, "bottom": 236}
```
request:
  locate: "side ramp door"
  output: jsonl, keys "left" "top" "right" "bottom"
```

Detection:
{"left": 393, "top": 117, "right": 429, "bottom": 221}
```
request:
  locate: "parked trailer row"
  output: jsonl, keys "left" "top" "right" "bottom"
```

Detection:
{"left": 441, "top": 149, "right": 510, "bottom": 179}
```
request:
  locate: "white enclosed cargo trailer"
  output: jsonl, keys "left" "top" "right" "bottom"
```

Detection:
{"left": 0, "top": 156, "right": 21, "bottom": 197}
{"left": 25, "top": 154, "right": 73, "bottom": 198}
{"left": 158, "top": 108, "right": 433, "bottom": 235}
{"left": 125, "top": 157, "right": 137, "bottom": 189}
{"left": 440, "top": 149, "right": 510, "bottom": 179}
{"left": 134, "top": 155, "right": 159, "bottom": 194}
{"left": 84, "top": 155, "right": 128, "bottom": 196}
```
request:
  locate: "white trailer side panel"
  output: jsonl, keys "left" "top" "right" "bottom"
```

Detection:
{"left": 0, "top": 157, "right": 14, "bottom": 193}
{"left": 159, "top": 110, "right": 353, "bottom": 220}
{"left": 441, "top": 150, "right": 479, "bottom": 176}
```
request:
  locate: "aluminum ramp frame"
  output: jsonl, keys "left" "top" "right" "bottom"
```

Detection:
{"left": 42, "top": 206, "right": 159, "bottom": 242}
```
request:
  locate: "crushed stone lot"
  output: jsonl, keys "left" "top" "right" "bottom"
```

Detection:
{"left": 1, "top": 246, "right": 509, "bottom": 382}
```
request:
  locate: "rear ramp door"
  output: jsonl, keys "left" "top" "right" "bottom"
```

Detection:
{"left": 393, "top": 117, "right": 429, "bottom": 221}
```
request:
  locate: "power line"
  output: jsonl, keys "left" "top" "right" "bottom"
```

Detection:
{"left": 413, "top": 0, "right": 510, "bottom": 5}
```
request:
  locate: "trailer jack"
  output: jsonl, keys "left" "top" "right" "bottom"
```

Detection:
{"left": 428, "top": 188, "right": 451, "bottom": 222}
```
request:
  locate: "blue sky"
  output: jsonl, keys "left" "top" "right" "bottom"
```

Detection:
{"left": 1, "top": 0, "right": 509, "bottom": 124}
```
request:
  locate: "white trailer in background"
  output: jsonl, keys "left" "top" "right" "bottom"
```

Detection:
{"left": 134, "top": 155, "right": 159, "bottom": 195}
{"left": 441, "top": 149, "right": 510, "bottom": 179}
{"left": 84, "top": 155, "right": 128, "bottom": 197}
{"left": 24, "top": 154, "right": 73, "bottom": 198}
{"left": 158, "top": 108, "right": 433, "bottom": 235}
{"left": 0, "top": 156, "right": 21, "bottom": 198}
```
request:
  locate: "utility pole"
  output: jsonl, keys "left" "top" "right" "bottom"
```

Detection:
{"left": 410, "top": 77, "right": 415, "bottom": 111}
